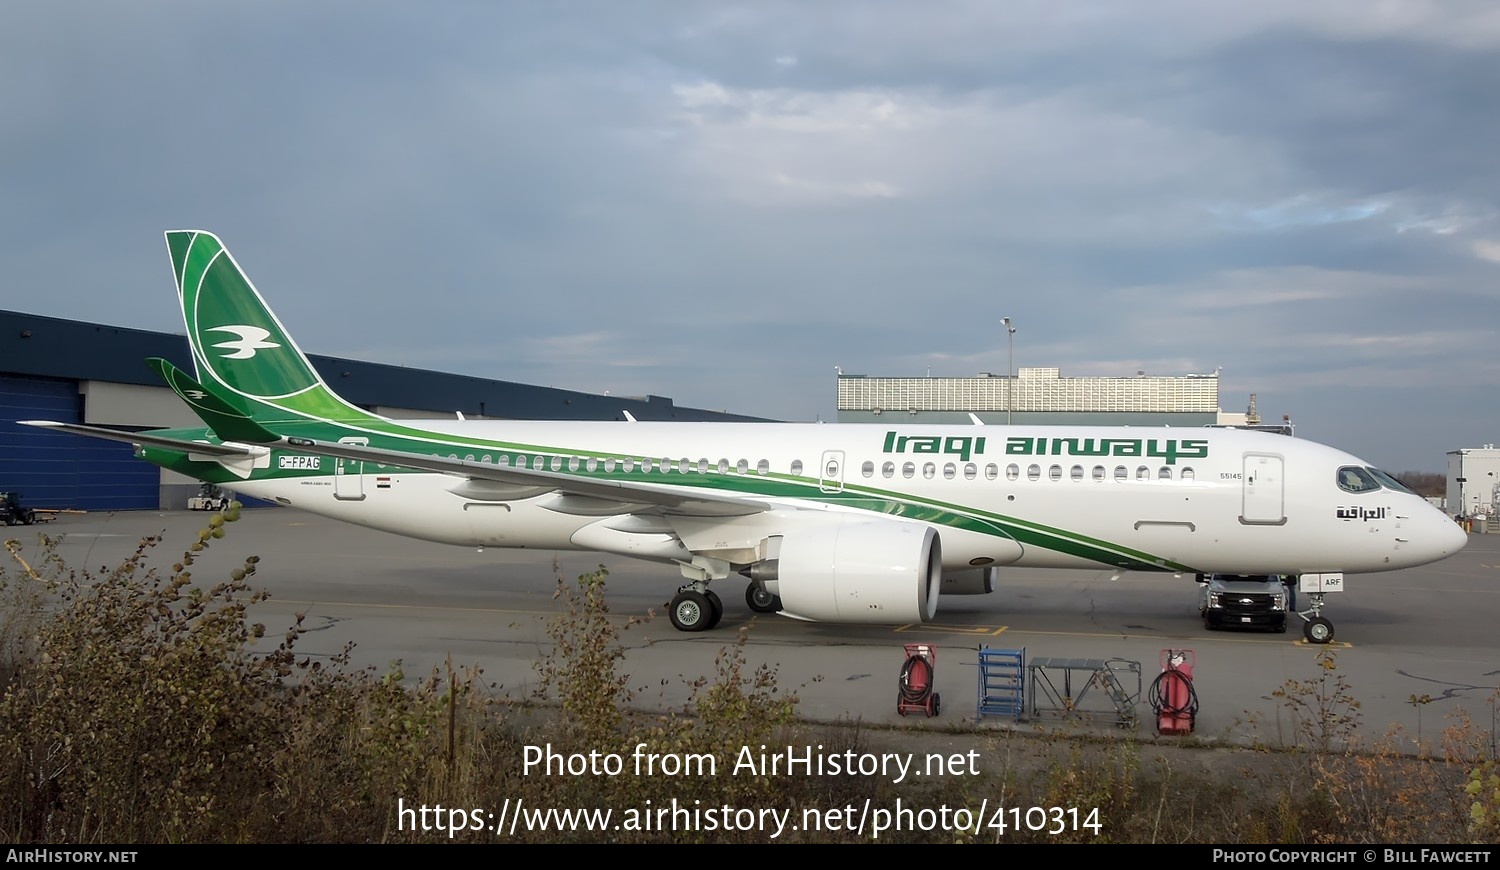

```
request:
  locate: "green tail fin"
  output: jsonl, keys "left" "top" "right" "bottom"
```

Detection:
{"left": 164, "top": 230, "right": 383, "bottom": 426}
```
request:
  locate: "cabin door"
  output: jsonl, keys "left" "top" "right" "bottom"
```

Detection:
{"left": 1241, "top": 452, "right": 1285, "bottom": 524}
{"left": 334, "top": 437, "right": 368, "bottom": 501}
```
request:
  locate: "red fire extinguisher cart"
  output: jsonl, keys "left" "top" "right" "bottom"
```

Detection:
{"left": 1151, "top": 649, "right": 1198, "bottom": 735}
{"left": 897, "top": 643, "right": 941, "bottom": 717}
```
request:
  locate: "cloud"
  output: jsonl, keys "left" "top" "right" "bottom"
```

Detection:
{"left": 4, "top": 2, "right": 1499, "bottom": 469}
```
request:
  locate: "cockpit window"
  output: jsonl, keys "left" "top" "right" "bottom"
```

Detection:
{"left": 1336, "top": 466, "right": 1381, "bottom": 494}
{"left": 1367, "top": 467, "right": 1415, "bottom": 495}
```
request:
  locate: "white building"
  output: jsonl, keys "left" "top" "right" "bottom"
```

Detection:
{"left": 836, "top": 367, "right": 1288, "bottom": 431}
{"left": 1446, "top": 446, "right": 1500, "bottom": 518}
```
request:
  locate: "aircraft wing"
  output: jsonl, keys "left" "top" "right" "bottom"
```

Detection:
{"left": 281, "top": 435, "right": 769, "bottom": 517}
{"left": 18, "top": 420, "right": 263, "bottom": 458}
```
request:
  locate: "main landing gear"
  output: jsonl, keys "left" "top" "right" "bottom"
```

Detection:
{"left": 667, "top": 581, "right": 783, "bottom": 631}
{"left": 1294, "top": 592, "right": 1335, "bottom": 644}
{"left": 745, "top": 581, "right": 782, "bottom": 614}
{"left": 668, "top": 585, "right": 724, "bottom": 632}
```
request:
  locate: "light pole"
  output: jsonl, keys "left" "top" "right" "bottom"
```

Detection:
{"left": 1002, "top": 317, "right": 1016, "bottom": 425}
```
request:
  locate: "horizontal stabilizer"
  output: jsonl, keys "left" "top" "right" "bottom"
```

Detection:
{"left": 146, "top": 357, "right": 281, "bottom": 444}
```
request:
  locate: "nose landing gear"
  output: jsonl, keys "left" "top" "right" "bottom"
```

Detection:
{"left": 1294, "top": 591, "right": 1335, "bottom": 644}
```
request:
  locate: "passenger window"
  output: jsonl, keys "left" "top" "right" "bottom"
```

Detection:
{"left": 1092, "top": 465, "right": 1105, "bottom": 481}
{"left": 1158, "top": 467, "right": 1172, "bottom": 480}
{"left": 882, "top": 461, "right": 896, "bottom": 478}
{"left": 550, "top": 457, "right": 563, "bottom": 471}
{"left": 756, "top": 459, "right": 769, "bottom": 475}
{"left": 1070, "top": 465, "right": 1084, "bottom": 481}
{"left": 791, "top": 459, "right": 804, "bottom": 476}
{"left": 533, "top": 456, "right": 545, "bottom": 470}
{"left": 624, "top": 458, "right": 637, "bottom": 473}
{"left": 1181, "top": 467, "right": 1195, "bottom": 480}
{"left": 604, "top": 458, "right": 616, "bottom": 473}
{"left": 717, "top": 458, "right": 728, "bottom": 474}
{"left": 903, "top": 462, "right": 916, "bottom": 479}
{"left": 642, "top": 458, "right": 654, "bottom": 473}
{"left": 586, "top": 458, "right": 597, "bottom": 472}
{"left": 861, "top": 461, "right": 875, "bottom": 478}
{"left": 964, "top": 463, "right": 977, "bottom": 480}
{"left": 943, "top": 463, "right": 957, "bottom": 480}
{"left": 1049, "top": 465, "right": 1062, "bottom": 481}
{"left": 1114, "top": 465, "right": 1127, "bottom": 481}
{"left": 1027, "top": 464, "right": 1041, "bottom": 481}
{"left": 680, "top": 458, "right": 692, "bottom": 474}
{"left": 1136, "top": 466, "right": 1149, "bottom": 480}
{"left": 736, "top": 459, "right": 749, "bottom": 474}
{"left": 499, "top": 455, "right": 512, "bottom": 467}
{"left": 697, "top": 458, "right": 708, "bottom": 474}
{"left": 568, "top": 457, "right": 580, "bottom": 472}
{"left": 923, "top": 463, "right": 936, "bottom": 479}
{"left": 1007, "top": 464, "right": 1020, "bottom": 481}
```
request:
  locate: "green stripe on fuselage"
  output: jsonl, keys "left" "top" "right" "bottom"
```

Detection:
{"left": 136, "top": 417, "right": 1188, "bottom": 572}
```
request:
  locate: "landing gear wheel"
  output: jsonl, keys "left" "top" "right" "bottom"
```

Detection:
{"left": 704, "top": 589, "right": 724, "bottom": 630}
{"left": 1303, "top": 616, "right": 1334, "bottom": 644}
{"left": 745, "top": 583, "right": 782, "bottom": 614}
{"left": 932, "top": 693, "right": 941, "bottom": 716}
{"left": 669, "top": 590, "right": 715, "bottom": 632}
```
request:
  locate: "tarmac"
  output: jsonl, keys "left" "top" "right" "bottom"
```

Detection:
{"left": 9, "top": 506, "right": 1499, "bottom": 754}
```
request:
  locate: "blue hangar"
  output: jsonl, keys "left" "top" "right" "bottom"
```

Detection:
{"left": 0, "top": 310, "right": 768, "bottom": 512}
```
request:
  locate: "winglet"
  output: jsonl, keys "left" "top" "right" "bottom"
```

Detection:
{"left": 623, "top": 410, "right": 638, "bottom": 423}
{"left": 968, "top": 413, "right": 984, "bottom": 426}
{"left": 147, "top": 357, "right": 281, "bottom": 444}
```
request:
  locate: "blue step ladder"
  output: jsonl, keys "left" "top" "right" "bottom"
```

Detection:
{"left": 976, "top": 645, "right": 1026, "bottom": 721}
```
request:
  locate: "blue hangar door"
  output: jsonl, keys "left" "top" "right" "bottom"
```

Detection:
{"left": 0, "top": 375, "right": 160, "bottom": 511}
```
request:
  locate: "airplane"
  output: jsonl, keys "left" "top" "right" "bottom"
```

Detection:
{"left": 21, "top": 230, "right": 1468, "bottom": 645}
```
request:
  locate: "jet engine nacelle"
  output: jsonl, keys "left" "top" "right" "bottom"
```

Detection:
{"left": 760, "top": 517, "right": 942, "bottom": 624}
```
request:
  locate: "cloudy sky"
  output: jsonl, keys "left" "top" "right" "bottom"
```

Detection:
{"left": 4, "top": 2, "right": 1498, "bottom": 472}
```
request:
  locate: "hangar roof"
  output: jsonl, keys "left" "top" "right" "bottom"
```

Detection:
{"left": 0, "top": 309, "right": 770, "bottom": 423}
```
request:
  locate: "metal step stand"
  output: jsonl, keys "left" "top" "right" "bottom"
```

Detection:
{"left": 1095, "top": 658, "right": 1142, "bottom": 728}
{"left": 976, "top": 645, "right": 1026, "bottom": 721}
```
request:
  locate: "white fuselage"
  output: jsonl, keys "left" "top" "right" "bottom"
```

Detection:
{"left": 222, "top": 421, "right": 1465, "bottom": 578}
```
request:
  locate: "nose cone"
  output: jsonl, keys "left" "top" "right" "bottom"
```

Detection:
{"left": 1443, "top": 513, "right": 1471, "bottom": 554}
{"left": 1415, "top": 507, "right": 1469, "bottom": 565}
